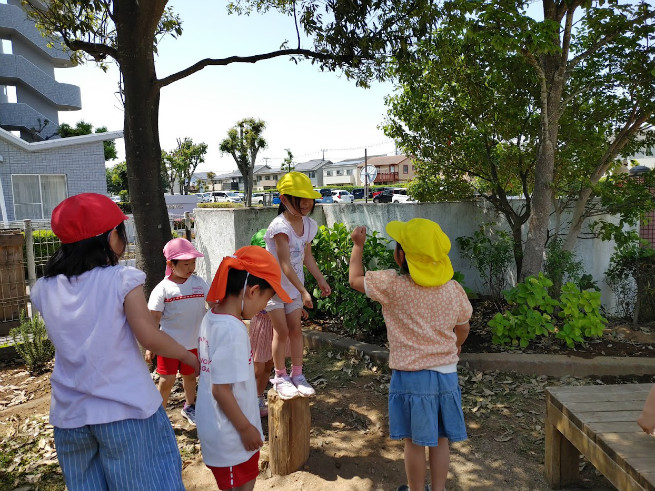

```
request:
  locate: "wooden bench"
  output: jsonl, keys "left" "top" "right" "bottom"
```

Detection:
{"left": 546, "top": 384, "right": 655, "bottom": 490}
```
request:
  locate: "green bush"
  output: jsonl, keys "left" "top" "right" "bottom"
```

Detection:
{"left": 306, "top": 223, "right": 395, "bottom": 338}
{"left": 9, "top": 311, "right": 55, "bottom": 373}
{"left": 117, "top": 201, "right": 132, "bottom": 214}
{"left": 23, "top": 230, "right": 60, "bottom": 278}
{"left": 488, "top": 273, "right": 607, "bottom": 348}
{"left": 456, "top": 226, "right": 513, "bottom": 304}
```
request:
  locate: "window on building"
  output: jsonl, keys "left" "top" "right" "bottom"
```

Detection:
{"left": 390, "top": 165, "right": 397, "bottom": 173}
{"left": 326, "top": 170, "right": 333, "bottom": 176}
{"left": 309, "top": 171, "right": 315, "bottom": 178}
{"left": 346, "top": 169, "right": 352, "bottom": 175}
{"left": 274, "top": 175, "right": 278, "bottom": 181}
{"left": 336, "top": 170, "right": 343, "bottom": 176}
{"left": 12, "top": 174, "right": 67, "bottom": 220}
{"left": 403, "top": 165, "right": 409, "bottom": 174}
{"left": 412, "top": 165, "right": 416, "bottom": 172}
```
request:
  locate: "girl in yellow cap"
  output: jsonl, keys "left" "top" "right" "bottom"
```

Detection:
{"left": 349, "top": 219, "right": 473, "bottom": 491}
{"left": 264, "top": 171, "right": 331, "bottom": 399}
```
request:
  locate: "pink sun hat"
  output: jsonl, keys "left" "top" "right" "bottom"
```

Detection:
{"left": 163, "top": 238, "right": 204, "bottom": 277}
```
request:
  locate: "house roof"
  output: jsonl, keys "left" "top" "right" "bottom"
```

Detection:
{"left": 213, "top": 164, "right": 281, "bottom": 180}
{"left": 0, "top": 126, "right": 123, "bottom": 151}
{"left": 294, "top": 159, "right": 333, "bottom": 171}
{"left": 358, "top": 155, "right": 410, "bottom": 167}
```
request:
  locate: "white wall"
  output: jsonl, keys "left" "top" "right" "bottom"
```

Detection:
{"left": 194, "top": 201, "right": 624, "bottom": 310}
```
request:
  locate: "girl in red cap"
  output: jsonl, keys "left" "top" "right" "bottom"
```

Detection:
{"left": 195, "top": 246, "right": 291, "bottom": 491}
{"left": 264, "top": 172, "right": 331, "bottom": 399}
{"left": 30, "top": 193, "right": 198, "bottom": 490}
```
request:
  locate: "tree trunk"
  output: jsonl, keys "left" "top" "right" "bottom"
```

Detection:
{"left": 115, "top": 0, "right": 170, "bottom": 296}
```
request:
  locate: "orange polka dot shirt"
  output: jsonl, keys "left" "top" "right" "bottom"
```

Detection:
{"left": 365, "top": 269, "right": 473, "bottom": 371}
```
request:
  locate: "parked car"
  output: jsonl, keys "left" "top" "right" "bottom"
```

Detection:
{"left": 372, "top": 188, "right": 410, "bottom": 203}
{"left": 196, "top": 192, "right": 212, "bottom": 203}
{"left": 314, "top": 189, "right": 334, "bottom": 204}
{"left": 272, "top": 192, "right": 281, "bottom": 205}
{"left": 211, "top": 191, "right": 242, "bottom": 203}
{"left": 251, "top": 193, "right": 265, "bottom": 205}
{"left": 331, "top": 189, "right": 354, "bottom": 203}
{"left": 352, "top": 188, "right": 365, "bottom": 200}
{"left": 371, "top": 187, "right": 393, "bottom": 198}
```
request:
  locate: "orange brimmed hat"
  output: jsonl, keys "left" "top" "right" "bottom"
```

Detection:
{"left": 277, "top": 171, "right": 321, "bottom": 199}
{"left": 386, "top": 218, "right": 454, "bottom": 287}
{"left": 207, "top": 246, "right": 292, "bottom": 303}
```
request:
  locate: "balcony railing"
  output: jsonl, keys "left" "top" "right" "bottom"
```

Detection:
{"left": 374, "top": 172, "right": 399, "bottom": 183}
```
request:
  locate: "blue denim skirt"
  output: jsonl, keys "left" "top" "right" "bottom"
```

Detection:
{"left": 389, "top": 369, "right": 467, "bottom": 446}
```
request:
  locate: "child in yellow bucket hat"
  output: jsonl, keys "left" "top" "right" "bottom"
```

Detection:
{"left": 264, "top": 172, "right": 331, "bottom": 399}
{"left": 349, "top": 218, "right": 473, "bottom": 491}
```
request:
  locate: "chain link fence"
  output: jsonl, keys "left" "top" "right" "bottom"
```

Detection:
{"left": 0, "top": 212, "right": 195, "bottom": 340}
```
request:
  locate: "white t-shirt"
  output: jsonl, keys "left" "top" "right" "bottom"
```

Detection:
{"left": 264, "top": 214, "right": 318, "bottom": 299}
{"left": 30, "top": 266, "right": 162, "bottom": 428}
{"left": 147, "top": 274, "right": 209, "bottom": 349}
{"left": 196, "top": 311, "right": 263, "bottom": 467}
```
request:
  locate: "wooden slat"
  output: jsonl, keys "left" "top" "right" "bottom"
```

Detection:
{"left": 546, "top": 385, "right": 655, "bottom": 490}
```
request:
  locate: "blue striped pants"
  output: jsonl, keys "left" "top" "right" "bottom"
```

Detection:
{"left": 53, "top": 406, "right": 185, "bottom": 491}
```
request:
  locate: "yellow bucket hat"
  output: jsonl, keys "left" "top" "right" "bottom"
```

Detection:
{"left": 386, "top": 218, "right": 454, "bottom": 287}
{"left": 277, "top": 172, "right": 322, "bottom": 199}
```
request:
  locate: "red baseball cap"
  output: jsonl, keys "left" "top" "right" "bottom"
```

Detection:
{"left": 207, "top": 246, "right": 292, "bottom": 303}
{"left": 51, "top": 193, "right": 128, "bottom": 244}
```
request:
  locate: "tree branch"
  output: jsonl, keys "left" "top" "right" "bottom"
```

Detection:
{"left": 65, "top": 37, "right": 118, "bottom": 62}
{"left": 157, "top": 49, "right": 332, "bottom": 89}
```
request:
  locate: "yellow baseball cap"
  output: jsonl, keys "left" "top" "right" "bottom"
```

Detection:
{"left": 277, "top": 172, "right": 322, "bottom": 199}
{"left": 386, "top": 218, "right": 454, "bottom": 287}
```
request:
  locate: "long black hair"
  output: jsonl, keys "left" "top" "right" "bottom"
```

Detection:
{"left": 44, "top": 222, "right": 128, "bottom": 278}
{"left": 223, "top": 268, "right": 273, "bottom": 297}
{"left": 277, "top": 194, "right": 316, "bottom": 216}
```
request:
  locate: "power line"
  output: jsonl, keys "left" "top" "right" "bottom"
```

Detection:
{"left": 261, "top": 140, "right": 395, "bottom": 162}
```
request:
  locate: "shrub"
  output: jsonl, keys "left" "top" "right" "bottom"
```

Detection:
{"left": 456, "top": 226, "right": 513, "bottom": 305}
{"left": 9, "top": 311, "right": 55, "bottom": 373}
{"left": 306, "top": 223, "right": 395, "bottom": 338}
{"left": 488, "top": 273, "right": 607, "bottom": 348}
{"left": 23, "top": 230, "right": 60, "bottom": 278}
{"left": 117, "top": 201, "right": 132, "bottom": 214}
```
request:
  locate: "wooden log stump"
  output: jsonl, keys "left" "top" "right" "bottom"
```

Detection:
{"left": 267, "top": 391, "right": 311, "bottom": 475}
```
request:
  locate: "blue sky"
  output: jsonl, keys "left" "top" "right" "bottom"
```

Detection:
{"left": 55, "top": 1, "right": 397, "bottom": 173}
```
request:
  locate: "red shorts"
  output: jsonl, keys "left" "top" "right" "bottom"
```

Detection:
{"left": 156, "top": 349, "right": 198, "bottom": 376}
{"left": 207, "top": 451, "right": 259, "bottom": 490}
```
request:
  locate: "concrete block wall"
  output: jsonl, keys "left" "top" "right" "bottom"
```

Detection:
{"left": 194, "top": 201, "right": 622, "bottom": 310}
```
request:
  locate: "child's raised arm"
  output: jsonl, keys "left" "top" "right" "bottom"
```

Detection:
{"left": 212, "top": 384, "right": 263, "bottom": 451}
{"left": 638, "top": 385, "right": 655, "bottom": 435}
{"left": 124, "top": 286, "right": 199, "bottom": 375}
{"left": 349, "top": 226, "right": 367, "bottom": 293}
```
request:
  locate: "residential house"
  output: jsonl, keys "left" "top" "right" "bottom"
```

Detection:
{"left": 357, "top": 155, "right": 415, "bottom": 185}
{"left": 211, "top": 165, "right": 283, "bottom": 192}
{"left": 293, "top": 159, "right": 332, "bottom": 187}
{"left": 322, "top": 158, "right": 362, "bottom": 186}
{"left": 0, "top": 0, "right": 120, "bottom": 222}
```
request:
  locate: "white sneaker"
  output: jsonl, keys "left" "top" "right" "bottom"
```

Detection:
{"left": 291, "top": 374, "right": 316, "bottom": 397}
{"left": 270, "top": 375, "right": 300, "bottom": 400}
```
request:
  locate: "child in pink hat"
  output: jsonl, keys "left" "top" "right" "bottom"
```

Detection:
{"left": 146, "top": 238, "right": 210, "bottom": 424}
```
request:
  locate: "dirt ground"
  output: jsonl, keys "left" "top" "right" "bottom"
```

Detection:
{"left": 1, "top": 342, "right": 637, "bottom": 491}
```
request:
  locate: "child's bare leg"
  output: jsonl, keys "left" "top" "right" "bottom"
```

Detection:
{"left": 404, "top": 438, "right": 427, "bottom": 491}
{"left": 428, "top": 437, "right": 450, "bottom": 491}
{"left": 254, "top": 360, "right": 274, "bottom": 396}
{"left": 285, "top": 309, "right": 303, "bottom": 367}
{"left": 157, "top": 373, "right": 176, "bottom": 407}
{"left": 181, "top": 373, "right": 197, "bottom": 405}
{"left": 269, "top": 308, "right": 289, "bottom": 372}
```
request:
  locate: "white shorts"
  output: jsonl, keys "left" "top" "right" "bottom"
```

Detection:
{"left": 265, "top": 294, "right": 302, "bottom": 314}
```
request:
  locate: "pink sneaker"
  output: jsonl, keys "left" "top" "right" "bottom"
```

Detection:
{"left": 270, "top": 375, "right": 300, "bottom": 400}
{"left": 291, "top": 374, "right": 316, "bottom": 397}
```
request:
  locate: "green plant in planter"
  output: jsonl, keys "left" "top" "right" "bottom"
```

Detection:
{"left": 9, "top": 311, "right": 54, "bottom": 373}
{"left": 488, "top": 273, "right": 607, "bottom": 348}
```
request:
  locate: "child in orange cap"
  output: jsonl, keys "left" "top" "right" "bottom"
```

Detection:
{"left": 146, "top": 238, "right": 210, "bottom": 424}
{"left": 349, "top": 218, "right": 472, "bottom": 491}
{"left": 30, "top": 193, "right": 197, "bottom": 490}
{"left": 196, "top": 246, "right": 291, "bottom": 491}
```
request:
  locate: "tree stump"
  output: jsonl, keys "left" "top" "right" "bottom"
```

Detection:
{"left": 267, "top": 391, "right": 311, "bottom": 475}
